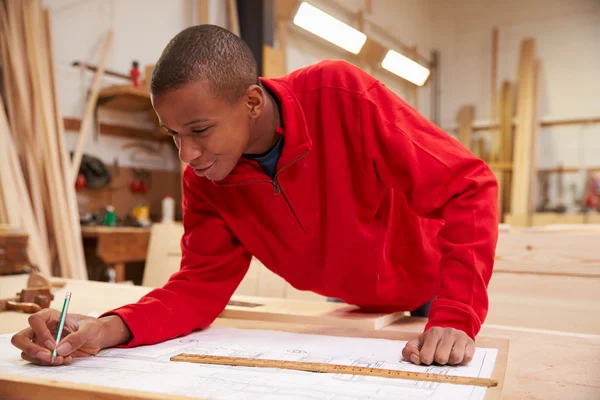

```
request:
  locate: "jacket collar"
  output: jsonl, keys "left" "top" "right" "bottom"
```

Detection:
{"left": 212, "top": 76, "right": 312, "bottom": 185}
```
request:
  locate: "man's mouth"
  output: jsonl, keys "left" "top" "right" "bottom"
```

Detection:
{"left": 192, "top": 161, "right": 216, "bottom": 176}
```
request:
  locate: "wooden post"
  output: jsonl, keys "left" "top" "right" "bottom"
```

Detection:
{"left": 490, "top": 27, "right": 499, "bottom": 162}
{"left": 499, "top": 81, "right": 514, "bottom": 217}
{"left": 457, "top": 105, "right": 474, "bottom": 152}
{"left": 510, "top": 38, "right": 536, "bottom": 219}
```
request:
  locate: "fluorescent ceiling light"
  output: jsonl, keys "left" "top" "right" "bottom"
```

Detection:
{"left": 293, "top": 2, "right": 367, "bottom": 54}
{"left": 381, "top": 50, "right": 430, "bottom": 86}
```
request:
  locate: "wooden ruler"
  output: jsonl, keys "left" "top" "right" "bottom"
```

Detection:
{"left": 170, "top": 354, "right": 498, "bottom": 388}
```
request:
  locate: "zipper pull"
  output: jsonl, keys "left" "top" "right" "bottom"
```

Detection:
{"left": 273, "top": 181, "right": 281, "bottom": 195}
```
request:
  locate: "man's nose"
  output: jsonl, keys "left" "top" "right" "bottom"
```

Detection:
{"left": 178, "top": 137, "right": 203, "bottom": 164}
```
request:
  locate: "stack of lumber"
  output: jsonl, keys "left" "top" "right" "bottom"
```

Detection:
{"left": 0, "top": 0, "right": 93, "bottom": 279}
{"left": 452, "top": 30, "right": 541, "bottom": 224}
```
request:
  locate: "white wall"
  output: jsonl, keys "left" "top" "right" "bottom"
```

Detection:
{"left": 430, "top": 0, "right": 600, "bottom": 209}
{"left": 44, "top": 0, "right": 194, "bottom": 171}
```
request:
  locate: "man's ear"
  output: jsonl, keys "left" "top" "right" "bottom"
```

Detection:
{"left": 245, "top": 85, "right": 264, "bottom": 120}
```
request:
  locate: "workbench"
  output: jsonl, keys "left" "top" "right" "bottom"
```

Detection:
{"left": 81, "top": 226, "right": 151, "bottom": 282}
{"left": 0, "top": 276, "right": 599, "bottom": 399}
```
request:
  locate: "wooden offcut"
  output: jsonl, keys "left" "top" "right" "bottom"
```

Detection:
{"left": 222, "top": 295, "right": 404, "bottom": 330}
{"left": 510, "top": 38, "right": 536, "bottom": 218}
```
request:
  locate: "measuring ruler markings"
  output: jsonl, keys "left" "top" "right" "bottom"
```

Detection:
{"left": 170, "top": 354, "right": 498, "bottom": 388}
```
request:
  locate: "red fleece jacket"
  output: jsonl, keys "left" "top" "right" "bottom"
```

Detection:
{"left": 104, "top": 60, "right": 498, "bottom": 345}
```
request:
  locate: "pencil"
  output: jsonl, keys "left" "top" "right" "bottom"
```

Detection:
{"left": 52, "top": 291, "right": 72, "bottom": 362}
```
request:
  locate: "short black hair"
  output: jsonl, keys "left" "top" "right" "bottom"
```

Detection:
{"left": 150, "top": 24, "right": 258, "bottom": 103}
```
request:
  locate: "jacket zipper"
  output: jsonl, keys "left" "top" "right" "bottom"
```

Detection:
{"left": 217, "top": 149, "right": 309, "bottom": 233}
{"left": 272, "top": 149, "right": 309, "bottom": 234}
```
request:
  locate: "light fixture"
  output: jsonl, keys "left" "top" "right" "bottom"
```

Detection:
{"left": 293, "top": 2, "right": 367, "bottom": 55}
{"left": 381, "top": 49, "right": 430, "bottom": 86}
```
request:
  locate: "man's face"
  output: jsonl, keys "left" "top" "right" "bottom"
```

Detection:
{"left": 151, "top": 80, "right": 257, "bottom": 181}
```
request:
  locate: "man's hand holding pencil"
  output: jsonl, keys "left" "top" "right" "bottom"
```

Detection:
{"left": 10, "top": 292, "right": 132, "bottom": 366}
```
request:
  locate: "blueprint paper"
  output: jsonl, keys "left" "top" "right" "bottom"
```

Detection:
{"left": 0, "top": 327, "right": 498, "bottom": 400}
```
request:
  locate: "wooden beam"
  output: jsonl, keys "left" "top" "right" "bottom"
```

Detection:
{"left": 510, "top": 38, "right": 536, "bottom": 217}
{"left": 529, "top": 58, "right": 542, "bottom": 216}
{"left": 499, "top": 81, "right": 514, "bottom": 216}
{"left": 227, "top": 0, "right": 240, "bottom": 36}
{"left": 457, "top": 105, "right": 474, "bottom": 151}
{"left": 63, "top": 118, "right": 171, "bottom": 142}
{"left": 45, "top": 8, "right": 88, "bottom": 278}
{"left": 70, "top": 30, "right": 113, "bottom": 184}
{"left": 71, "top": 61, "right": 130, "bottom": 80}
{"left": 490, "top": 27, "right": 499, "bottom": 162}
{"left": 197, "top": 0, "right": 209, "bottom": 25}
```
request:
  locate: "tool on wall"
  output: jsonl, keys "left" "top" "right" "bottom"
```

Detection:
{"left": 74, "top": 153, "right": 111, "bottom": 190}
{"left": 130, "top": 168, "right": 151, "bottom": 193}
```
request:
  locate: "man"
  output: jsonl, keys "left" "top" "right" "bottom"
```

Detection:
{"left": 11, "top": 25, "right": 498, "bottom": 368}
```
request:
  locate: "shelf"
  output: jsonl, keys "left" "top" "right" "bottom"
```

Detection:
{"left": 63, "top": 118, "right": 172, "bottom": 142}
{"left": 97, "top": 84, "right": 152, "bottom": 112}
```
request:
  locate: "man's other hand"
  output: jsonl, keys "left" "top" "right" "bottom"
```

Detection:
{"left": 402, "top": 327, "right": 475, "bottom": 366}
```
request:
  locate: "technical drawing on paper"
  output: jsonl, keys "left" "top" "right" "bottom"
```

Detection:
{"left": 0, "top": 327, "right": 498, "bottom": 400}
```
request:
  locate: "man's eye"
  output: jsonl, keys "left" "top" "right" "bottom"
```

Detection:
{"left": 167, "top": 129, "right": 178, "bottom": 136}
{"left": 192, "top": 127, "right": 209, "bottom": 135}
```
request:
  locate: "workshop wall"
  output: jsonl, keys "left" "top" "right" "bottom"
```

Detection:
{"left": 43, "top": 0, "right": 190, "bottom": 172}
{"left": 430, "top": 0, "right": 600, "bottom": 210}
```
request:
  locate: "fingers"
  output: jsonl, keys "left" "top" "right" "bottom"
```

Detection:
{"left": 11, "top": 328, "right": 68, "bottom": 366}
{"left": 434, "top": 332, "right": 455, "bottom": 365}
{"left": 416, "top": 328, "right": 475, "bottom": 366}
{"left": 460, "top": 340, "right": 476, "bottom": 366}
{"left": 55, "top": 322, "right": 95, "bottom": 357}
{"left": 418, "top": 330, "right": 441, "bottom": 365}
{"left": 28, "top": 309, "right": 59, "bottom": 349}
{"left": 448, "top": 338, "right": 468, "bottom": 365}
{"left": 402, "top": 338, "right": 422, "bottom": 365}
{"left": 11, "top": 328, "right": 50, "bottom": 362}
{"left": 21, "top": 351, "right": 72, "bottom": 366}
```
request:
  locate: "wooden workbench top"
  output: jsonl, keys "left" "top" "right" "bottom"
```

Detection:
{"left": 80, "top": 225, "right": 152, "bottom": 238}
{"left": 1, "top": 275, "right": 599, "bottom": 400}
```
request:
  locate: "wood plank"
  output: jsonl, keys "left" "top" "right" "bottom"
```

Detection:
{"left": 0, "top": 374, "right": 197, "bottom": 400}
{"left": 222, "top": 295, "right": 404, "bottom": 330}
{"left": 499, "top": 81, "right": 514, "bottom": 216}
{"left": 226, "top": 0, "right": 240, "bottom": 36}
{"left": 71, "top": 61, "right": 131, "bottom": 80}
{"left": 457, "top": 105, "right": 474, "bottom": 151}
{"left": 44, "top": 8, "right": 87, "bottom": 279}
{"left": 495, "top": 229, "right": 600, "bottom": 277}
{"left": 489, "top": 27, "right": 499, "bottom": 162}
{"left": 510, "top": 38, "right": 536, "bottom": 217}
{"left": 197, "top": 0, "right": 209, "bottom": 25}
{"left": 63, "top": 117, "right": 171, "bottom": 142}
{"left": 528, "top": 58, "right": 542, "bottom": 217}
{"left": 71, "top": 30, "right": 113, "bottom": 184}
